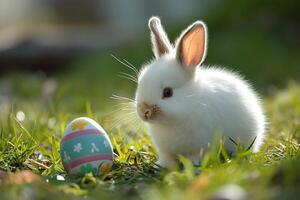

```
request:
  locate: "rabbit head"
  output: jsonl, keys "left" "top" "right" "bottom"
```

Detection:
{"left": 135, "top": 16, "right": 207, "bottom": 124}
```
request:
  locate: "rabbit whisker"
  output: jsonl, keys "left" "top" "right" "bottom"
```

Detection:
{"left": 109, "top": 113, "right": 140, "bottom": 131}
{"left": 118, "top": 73, "right": 138, "bottom": 83}
{"left": 123, "top": 58, "right": 139, "bottom": 75}
{"left": 111, "top": 54, "right": 138, "bottom": 77}
{"left": 111, "top": 94, "right": 135, "bottom": 102}
{"left": 119, "top": 72, "right": 138, "bottom": 82}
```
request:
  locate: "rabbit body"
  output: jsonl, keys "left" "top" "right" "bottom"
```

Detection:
{"left": 135, "top": 17, "right": 265, "bottom": 167}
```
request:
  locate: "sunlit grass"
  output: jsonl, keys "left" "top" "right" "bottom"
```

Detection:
{"left": 0, "top": 72, "right": 300, "bottom": 199}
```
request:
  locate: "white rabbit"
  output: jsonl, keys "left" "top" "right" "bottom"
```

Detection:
{"left": 135, "top": 16, "right": 265, "bottom": 168}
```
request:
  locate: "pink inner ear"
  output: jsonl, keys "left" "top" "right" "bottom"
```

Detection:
{"left": 182, "top": 26, "right": 205, "bottom": 69}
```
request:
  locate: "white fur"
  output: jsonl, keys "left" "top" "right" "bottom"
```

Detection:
{"left": 135, "top": 20, "right": 265, "bottom": 168}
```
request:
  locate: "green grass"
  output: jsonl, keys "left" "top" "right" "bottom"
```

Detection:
{"left": 0, "top": 68, "right": 300, "bottom": 200}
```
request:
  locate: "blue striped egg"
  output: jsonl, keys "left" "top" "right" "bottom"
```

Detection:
{"left": 60, "top": 117, "right": 113, "bottom": 176}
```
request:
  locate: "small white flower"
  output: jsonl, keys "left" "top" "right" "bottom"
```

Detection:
{"left": 63, "top": 151, "right": 71, "bottom": 161}
{"left": 91, "top": 143, "right": 99, "bottom": 153}
{"left": 73, "top": 143, "right": 82, "bottom": 153}
{"left": 103, "top": 140, "right": 109, "bottom": 148}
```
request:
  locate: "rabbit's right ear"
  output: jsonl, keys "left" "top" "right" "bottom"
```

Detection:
{"left": 149, "top": 17, "right": 172, "bottom": 58}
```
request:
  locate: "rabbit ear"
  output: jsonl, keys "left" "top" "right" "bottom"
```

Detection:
{"left": 149, "top": 16, "right": 172, "bottom": 58}
{"left": 176, "top": 21, "right": 207, "bottom": 70}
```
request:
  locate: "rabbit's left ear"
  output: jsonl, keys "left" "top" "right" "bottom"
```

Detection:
{"left": 176, "top": 21, "right": 207, "bottom": 70}
{"left": 149, "top": 17, "right": 172, "bottom": 58}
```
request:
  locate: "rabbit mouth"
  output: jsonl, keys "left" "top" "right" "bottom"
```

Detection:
{"left": 137, "top": 102, "right": 162, "bottom": 122}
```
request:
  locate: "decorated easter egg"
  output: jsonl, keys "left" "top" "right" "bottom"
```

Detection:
{"left": 60, "top": 117, "right": 113, "bottom": 176}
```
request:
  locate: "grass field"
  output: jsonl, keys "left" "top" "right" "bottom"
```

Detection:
{"left": 0, "top": 26, "right": 300, "bottom": 199}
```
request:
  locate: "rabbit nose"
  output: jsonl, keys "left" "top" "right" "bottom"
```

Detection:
{"left": 144, "top": 108, "right": 152, "bottom": 120}
{"left": 137, "top": 102, "right": 160, "bottom": 121}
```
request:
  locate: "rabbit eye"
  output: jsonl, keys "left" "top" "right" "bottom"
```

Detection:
{"left": 162, "top": 87, "right": 173, "bottom": 98}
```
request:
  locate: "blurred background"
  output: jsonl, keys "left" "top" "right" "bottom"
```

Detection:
{"left": 0, "top": 0, "right": 299, "bottom": 117}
